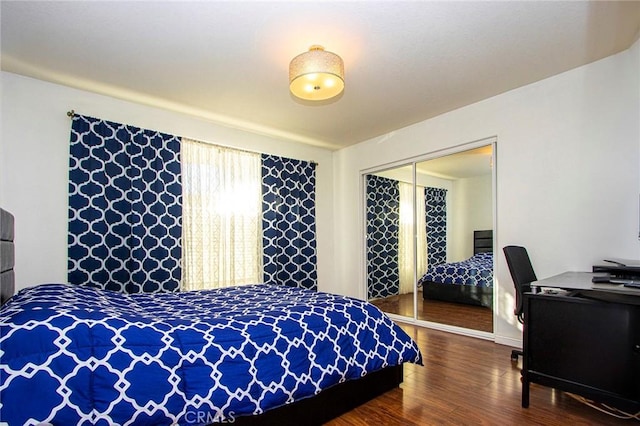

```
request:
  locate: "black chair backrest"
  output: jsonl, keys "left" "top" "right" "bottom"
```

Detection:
{"left": 503, "top": 245, "right": 537, "bottom": 323}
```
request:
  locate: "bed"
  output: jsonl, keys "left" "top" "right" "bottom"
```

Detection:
{"left": 418, "top": 230, "right": 493, "bottom": 308}
{"left": 0, "top": 208, "right": 422, "bottom": 426}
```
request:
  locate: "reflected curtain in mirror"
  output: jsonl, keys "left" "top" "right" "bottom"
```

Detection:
{"left": 398, "top": 182, "right": 429, "bottom": 294}
{"left": 425, "top": 187, "right": 447, "bottom": 266}
{"left": 416, "top": 188, "right": 428, "bottom": 280}
{"left": 366, "top": 175, "right": 400, "bottom": 299}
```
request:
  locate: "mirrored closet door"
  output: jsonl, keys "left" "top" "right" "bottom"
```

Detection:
{"left": 365, "top": 141, "right": 495, "bottom": 335}
{"left": 365, "top": 165, "right": 416, "bottom": 320}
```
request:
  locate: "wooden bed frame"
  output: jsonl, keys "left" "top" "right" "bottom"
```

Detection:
{"left": 231, "top": 365, "right": 403, "bottom": 425}
{"left": 421, "top": 230, "right": 493, "bottom": 308}
{"left": 0, "top": 208, "right": 404, "bottom": 424}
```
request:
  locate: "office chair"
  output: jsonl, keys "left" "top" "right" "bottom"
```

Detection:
{"left": 503, "top": 245, "right": 537, "bottom": 362}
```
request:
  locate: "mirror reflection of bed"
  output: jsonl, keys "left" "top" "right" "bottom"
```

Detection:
{"left": 366, "top": 144, "right": 494, "bottom": 334}
{"left": 370, "top": 231, "right": 493, "bottom": 333}
{"left": 416, "top": 230, "right": 493, "bottom": 332}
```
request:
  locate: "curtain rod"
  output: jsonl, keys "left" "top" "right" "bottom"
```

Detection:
{"left": 65, "top": 110, "right": 318, "bottom": 166}
{"left": 184, "top": 137, "right": 318, "bottom": 166}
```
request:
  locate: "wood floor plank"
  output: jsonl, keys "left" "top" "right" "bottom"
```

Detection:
{"left": 326, "top": 324, "right": 637, "bottom": 425}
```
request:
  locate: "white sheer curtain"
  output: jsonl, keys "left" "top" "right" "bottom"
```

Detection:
{"left": 398, "top": 182, "right": 428, "bottom": 294}
{"left": 181, "top": 138, "right": 263, "bottom": 291}
{"left": 398, "top": 182, "right": 414, "bottom": 294}
{"left": 416, "top": 188, "right": 428, "bottom": 279}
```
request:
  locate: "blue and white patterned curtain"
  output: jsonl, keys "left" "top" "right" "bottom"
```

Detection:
{"left": 68, "top": 115, "right": 182, "bottom": 293}
{"left": 425, "top": 187, "right": 447, "bottom": 266}
{"left": 366, "top": 175, "right": 400, "bottom": 299}
{"left": 261, "top": 155, "right": 317, "bottom": 290}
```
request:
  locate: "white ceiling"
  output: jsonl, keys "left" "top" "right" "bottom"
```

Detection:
{"left": 2, "top": 1, "right": 639, "bottom": 150}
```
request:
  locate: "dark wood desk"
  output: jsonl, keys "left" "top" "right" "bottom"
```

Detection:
{"left": 522, "top": 272, "right": 640, "bottom": 411}
{"left": 532, "top": 271, "right": 640, "bottom": 299}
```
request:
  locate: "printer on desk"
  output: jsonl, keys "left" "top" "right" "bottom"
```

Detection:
{"left": 592, "top": 258, "right": 640, "bottom": 288}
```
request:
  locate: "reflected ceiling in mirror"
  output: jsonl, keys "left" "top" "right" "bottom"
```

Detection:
{"left": 416, "top": 145, "right": 492, "bottom": 179}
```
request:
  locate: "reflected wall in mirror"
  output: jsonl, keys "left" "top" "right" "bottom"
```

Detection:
{"left": 366, "top": 165, "right": 415, "bottom": 319}
{"left": 415, "top": 145, "right": 494, "bottom": 333}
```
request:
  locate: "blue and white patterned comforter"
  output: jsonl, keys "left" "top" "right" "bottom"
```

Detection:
{"left": 418, "top": 252, "right": 494, "bottom": 288}
{"left": 0, "top": 283, "right": 421, "bottom": 425}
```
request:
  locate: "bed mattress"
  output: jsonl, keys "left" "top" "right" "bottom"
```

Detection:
{"left": 418, "top": 252, "right": 493, "bottom": 288}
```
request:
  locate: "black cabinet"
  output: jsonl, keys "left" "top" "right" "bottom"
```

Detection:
{"left": 522, "top": 291, "right": 640, "bottom": 412}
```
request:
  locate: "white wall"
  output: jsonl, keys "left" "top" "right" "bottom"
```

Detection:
{"left": 333, "top": 39, "right": 640, "bottom": 345}
{"left": 2, "top": 39, "right": 638, "bottom": 347}
{"left": 0, "top": 72, "right": 335, "bottom": 294}
{"left": 449, "top": 174, "right": 493, "bottom": 261}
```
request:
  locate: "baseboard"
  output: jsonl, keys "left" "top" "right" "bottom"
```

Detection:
{"left": 494, "top": 335, "right": 521, "bottom": 349}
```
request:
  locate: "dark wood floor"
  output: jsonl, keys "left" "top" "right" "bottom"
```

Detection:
{"left": 370, "top": 292, "right": 493, "bottom": 333}
{"left": 327, "top": 324, "right": 636, "bottom": 425}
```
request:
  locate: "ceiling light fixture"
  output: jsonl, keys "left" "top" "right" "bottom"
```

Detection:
{"left": 289, "top": 45, "right": 344, "bottom": 101}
